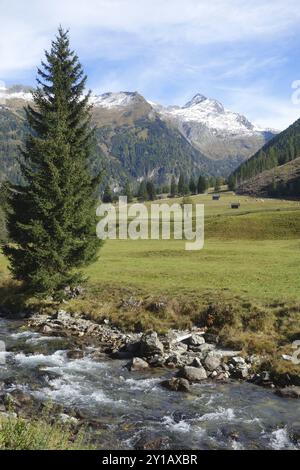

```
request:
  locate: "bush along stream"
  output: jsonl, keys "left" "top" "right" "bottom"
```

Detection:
{"left": 0, "top": 311, "right": 299, "bottom": 450}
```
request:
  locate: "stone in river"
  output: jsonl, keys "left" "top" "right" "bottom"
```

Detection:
{"left": 126, "top": 357, "right": 149, "bottom": 371}
{"left": 161, "top": 377, "right": 190, "bottom": 392}
{"left": 178, "top": 365, "right": 207, "bottom": 382}
{"left": 276, "top": 386, "right": 300, "bottom": 399}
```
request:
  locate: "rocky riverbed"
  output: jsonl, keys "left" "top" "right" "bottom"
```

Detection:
{"left": 0, "top": 311, "right": 299, "bottom": 450}
{"left": 28, "top": 310, "right": 300, "bottom": 390}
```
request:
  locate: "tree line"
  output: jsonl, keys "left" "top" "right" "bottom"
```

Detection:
{"left": 102, "top": 174, "right": 225, "bottom": 203}
{"left": 232, "top": 119, "right": 300, "bottom": 184}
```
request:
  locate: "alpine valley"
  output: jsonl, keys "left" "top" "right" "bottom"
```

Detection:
{"left": 0, "top": 85, "right": 277, "bottom": 188}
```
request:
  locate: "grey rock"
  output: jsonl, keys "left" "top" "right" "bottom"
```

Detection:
{"left": 231, "top": 356, "right": 245, "bottom": 365}
{"left": 178, "top": 365, "right": 207, "bottom": 382}
{"left": 198, "top": 343, "right": 216, "bottom": 352}
{"left": 276, "top": 386, "right": 300, "bottom": 399}
{"left": 147, "top": 354, "right": 167, "bottom": 367}
{"left": 59, "top": 413, "right": 79, "bottom": 425}
{"left": 56, "top": 310, "right": 70, "bottom": 322}
{"left": 42, "top": 325, "right": 53, "bottom": 334}
{"left": 139, "top": 332, "right": 164, "bottom": 357}
{"left": 127, "top": 357, "right": 149, "bottom": 371}
{"left": 161, "top": 377, "right": 190, "bottom": 392}
{"left": 214, "top": 372, "right": 229, "bottom": 381}
{"left": 187, "top": 334, "right": 205, "bottom": 347}
{"left": 204, "top": 352, "right": 222, "bottom": 371}
{"left": 165, "top": 353, "right": 184, "bottom": 367}
{"left": 261, "top": 371, "right": 271, "bottom": 382}
{"left": 171, "top": 342, "right": 188, "bottom": 354}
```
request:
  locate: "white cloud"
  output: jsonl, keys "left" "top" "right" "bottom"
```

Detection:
{"left": 1, "top": 0, "right": 300, "bottom": 74}
{"left": 1, "top": 0, "right": 300, "bottom": 127}
{"left": 217, "top": 84, "right": 300, "bottom": 130}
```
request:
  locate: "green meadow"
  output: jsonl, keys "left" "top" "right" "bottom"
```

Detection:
{"left": 0, "top": 191, "right": 299, "bottom": 374}
{"left": 85, "top": 191, "right": 300, "bottom": 303}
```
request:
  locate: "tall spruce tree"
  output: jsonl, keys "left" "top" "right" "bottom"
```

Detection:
{"left": 3, "top": 28, "right": 101, "bottom": 293}
{"left": 102, "top": 185, "right": 113, "bottom": 203}
{"left": 146, "top": 181, "right": 156, "bottom": 201}
{"left": 197, "top": 175, "right": 207, "bottom": 194}
{"left": 170, "top": 175, "right": 177, "bottom": 198}
{"left": 123, "top": 181, "right": 133, "bottom": 202}
{"left": 189, "top": 177, "right": 196, "bottom": 194}
{"left": 178, "top": 173, "right": 186, "bottom": 195}
{"left": 137, "top": 181, "right": 148, "bottom": 201}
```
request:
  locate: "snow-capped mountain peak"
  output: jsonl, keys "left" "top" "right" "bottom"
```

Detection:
{"left": 90, "top": 91, "right": 145, "bottom": 108}
{"left": 154, "top": 93, "right": 259, "bottom": 136}
{"left": 0, "top": 85, "right": 33, "bottom": 103}
{"left": 184, "top": 93, "right": 207, "bottom": 107}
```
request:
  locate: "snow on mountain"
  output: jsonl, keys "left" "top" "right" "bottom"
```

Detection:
{"left": 0, "top": 85, "right": 277, "bottom": 171}
{"left": 148, "top": 93, "right": 278, "bottom": 163}
{"left": 91, "top": 91, "right": 144, "bottom": 108}
{"left": 151, "top": 93, "right": 266, "bottom": 136}
{"left": 0, "top": 86, "right": 33, "bottom": 103}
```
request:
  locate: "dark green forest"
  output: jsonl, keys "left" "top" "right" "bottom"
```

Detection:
{"left": 233, "top": 119, "right": 300, "bottom": 183}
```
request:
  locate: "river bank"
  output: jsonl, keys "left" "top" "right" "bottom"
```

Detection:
{"left": 25, "top": 309, "right": 300, "bottom": 391}
{"left": 1, "top": 313, "right": 300, "bottom": 449}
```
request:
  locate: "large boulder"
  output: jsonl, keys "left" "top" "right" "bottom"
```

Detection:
{"left": 178, "top": 365, "right": 207, "bottom": 382}
{"left": 165, "top": 353, "right": 185, "bottom": 368}
{"left": 139, "top": 332, "right": 164, "bottom": 357}
{"left": 161, "top": 377, "right": 190, "bottom": 392}
{"left": 204, "top": 352, "right": 222, "bottom": 371}
{"left": 187, "top": 334, "right": 205, "bottom": 347}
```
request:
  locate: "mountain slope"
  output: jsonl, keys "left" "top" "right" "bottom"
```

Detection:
{"left": 0, "top": 88, "right": 220, "bottom": 187}
{"left": 91, "top": 91, "right": 225, "bottom": 185}
{"left": 237, "top": 157, "right": 300, "bottom": 198}
{"left": 152, "top": 93, "right": 277, "bottom": 173}
{"left": 0, "top": 86, "right": 277, "bottom": 186}
{"left": 0, "top": 105, "right": 27, "bottom": 184}
{"left": 233, "top": 116, "right": 300, "bottom": 184}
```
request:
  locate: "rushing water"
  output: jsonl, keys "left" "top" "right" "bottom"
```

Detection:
{"left": 0, "top": 317, "right": 299, "bottom": 450}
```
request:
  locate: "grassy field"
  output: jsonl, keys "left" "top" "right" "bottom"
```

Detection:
{"left": 84, "top": 192, "right": 300, "bottom": 302}
{"left": 0, "top": 191, "right": 299, "bottom": 373}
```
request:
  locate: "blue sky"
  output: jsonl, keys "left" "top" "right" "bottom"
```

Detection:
{"left": 1, "top": 0, "right": 300, "bottom": 129}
